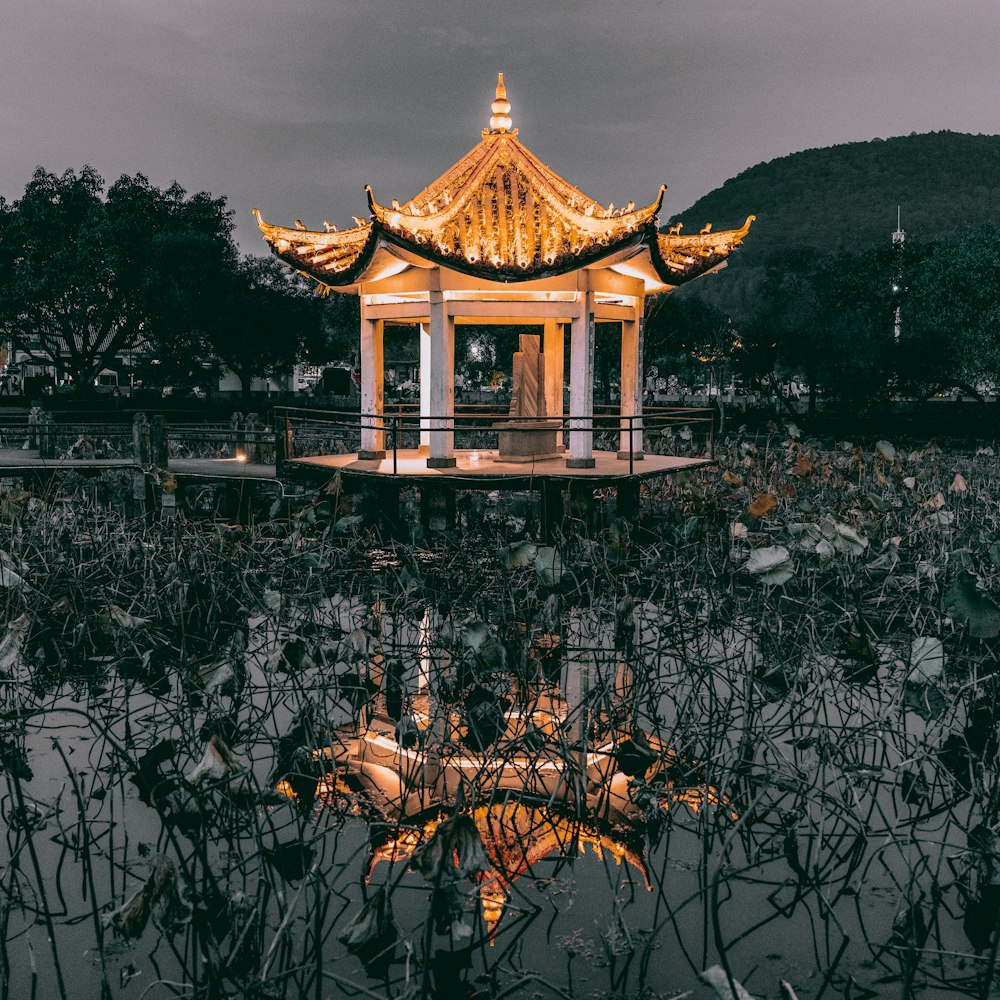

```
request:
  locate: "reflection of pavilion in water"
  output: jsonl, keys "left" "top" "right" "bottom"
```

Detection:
{"left": 276, "top": 606, "right": 737, "bottom": 934}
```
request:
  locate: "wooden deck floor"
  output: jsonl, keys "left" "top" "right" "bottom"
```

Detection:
{"left": 286, "top": 449, "right": 712, "bottom": 487}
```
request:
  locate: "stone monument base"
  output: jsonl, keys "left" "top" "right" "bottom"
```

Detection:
{"left": 496, "top": 420, "right": 561, "bottom": 463}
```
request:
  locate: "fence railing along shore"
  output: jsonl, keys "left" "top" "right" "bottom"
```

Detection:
{"left": 0, "top": 403, "right": 716, "bottom": 476}
{"left": 3, "top": 410, "right": 277, "bottom": 465}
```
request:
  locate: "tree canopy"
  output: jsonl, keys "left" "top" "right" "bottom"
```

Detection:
{"left": 0, "top": 167, "right": 237, "bottom": 392}
{"left": 705, "top": 228, "right": 1000, "bottom": 414}
{"left": 906, "top": 226, "right": 1000, "bottom": 386}
{"left": 0, "top": 165, "right": 335, "bottom": 397}
{"left": 208, "top": 255, "right": 325, "bottom": 401}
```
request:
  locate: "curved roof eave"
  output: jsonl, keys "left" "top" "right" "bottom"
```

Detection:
{"left": 646, "top": 215, "right": 756, "bottom": 288}
{"left": 264, "top": 223, "right": 381, "bottom": 288}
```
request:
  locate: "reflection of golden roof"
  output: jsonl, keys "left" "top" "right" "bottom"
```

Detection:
{"left": 254, "top": 75, "right": 754, "bottom": 291}
{"left": 367, "top": 801, "right": 650, "bottom": 935}
{"left": 274, "top": 722, "right": 740, "bottom": 935}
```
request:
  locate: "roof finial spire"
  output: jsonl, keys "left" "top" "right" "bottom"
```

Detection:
{"left": 489, "top": 72, "right": 513, "bottom": 133}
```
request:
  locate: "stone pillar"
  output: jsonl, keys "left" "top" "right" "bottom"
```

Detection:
{"left": 539, "top": 480, "right": 564, "bottom": 543}
{"left": 618, "top": 303, "right": 645, "bottom": 460}
{"left": 428, "top": 292, "right": 456, "bottom": 468}
{"left": 150, "top": 415, "right": 169, "bottom": 469}
{"left": 359, "top": 305, "right": 385, "bottom": 459}
{"left": 132, "top": 412, "right": 151, "bottom": 468}
{"left": 543, "top": 319, "right": 565, "bottom": 450}
{"left": 245, "top": 412, "right": 263, "bottom": 464}
{"left": 567, "top": 289, "right": 596, "bottom": 468}
{"left": 274, "top": 411, "right": 292, "bottom": 478}
{"left": 419, "top": 323, "right": 431, "bottom": 454}
{"left": 230, "top": 411, "right": 244, "bottom": 458}
{"left": 420, "top": 483, "right": 456, "bottom": 531}
{"left": 27, "top": 405, "right": 43, "bottom": 450}
{"left": 37, "top": 412, "right": 55, "bottom": 459}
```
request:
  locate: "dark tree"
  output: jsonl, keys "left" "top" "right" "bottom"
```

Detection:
{"left": 208, "top": 255, "right": 325, "bottom": 402}
{"left": 751, "top": 246, "right": 904, "bottom": 414}
{"left": 0, "top": 167, "right": 235, "bottom": 393}
{"left": 644, "top": 294, "right": 735, "bottom": 390}
{"left": 906, "top": 225, "right": 1000, "bottom": 392}
{"left": 315, "top": 292, "right": 361, "bottom": 369}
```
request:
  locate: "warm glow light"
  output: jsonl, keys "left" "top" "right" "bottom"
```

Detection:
{"left": 366, "top": 802, "right": 653, "bottom": 936}
{"left": 361, "top": 730, "right": 574, "bottom": 771}
{"left": 235, "top": 452, "right": 247, "bottom": 463}
{"left": 362, "top": 292, "right": 428, "bottom": 307}
{"left": 594, "top": 292, "right": 640, "bottom": 307}
{"left": 255, "top": 85, "right": 752, "bottom": 291}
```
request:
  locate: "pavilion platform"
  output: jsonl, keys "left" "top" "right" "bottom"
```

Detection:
{"left": 284, "top": 448, "right": 711, "bottom": 488}
{"left": 284, "top": 448, "right": 713, "bottom": 537}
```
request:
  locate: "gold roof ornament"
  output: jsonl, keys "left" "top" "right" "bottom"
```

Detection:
{"left": 488, "top": 72, "right": 513, "bottom": 134}
{"left": 254, "top": 77, "right": 754, "bottom": 290}
{"left": 654, "top": 214, "right": 757, "bottom": 274}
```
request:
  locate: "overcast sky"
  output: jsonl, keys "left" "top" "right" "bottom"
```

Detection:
{"left": 4, "top": 0, "right": 999, "bottom": 252}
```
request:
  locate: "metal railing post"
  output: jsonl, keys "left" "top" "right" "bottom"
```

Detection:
{"left": 274, "top": 408, "right": 292, "bottom": 477}
{"left": 273, "top": 409, "right": 284, "bottom": 476}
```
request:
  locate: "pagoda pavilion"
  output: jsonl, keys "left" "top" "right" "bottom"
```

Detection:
{"left": 255, "top": 75, "right": 753, "bottom": 473}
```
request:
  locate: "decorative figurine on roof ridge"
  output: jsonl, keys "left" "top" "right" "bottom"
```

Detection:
{"left": 254, "top": 75, "right": 752, "bottom": 289}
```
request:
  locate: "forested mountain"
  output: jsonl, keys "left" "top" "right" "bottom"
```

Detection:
{"left": 670, "top": 131, "right": 1000, "bottom": 316}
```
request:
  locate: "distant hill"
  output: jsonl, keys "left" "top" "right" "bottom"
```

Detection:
{"left": 670, "top": 131, "right": 1000, "bottom": 316}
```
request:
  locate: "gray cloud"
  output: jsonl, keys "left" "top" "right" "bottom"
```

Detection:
{"left": 4, "top": 0, "right": 999, "bottom": 251}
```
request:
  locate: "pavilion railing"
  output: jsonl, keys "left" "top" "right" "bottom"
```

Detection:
{"left": 273, "top": 404, "right": 715, "bottom": 477}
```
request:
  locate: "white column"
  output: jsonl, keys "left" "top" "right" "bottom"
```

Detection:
{"left": 419, "top": 323, "right": 431, "bottom": 454}
{"left": 359, "top": 304, "right": 385, "bottom": 458}
{"left": 567, "top": 289, "right": 595, "bottom": 468}
{"left": 618, "top": 302, "right": 644, "bottom": 459}
{"left": 543, "top": 318, "right": 565, "bottom": 451}
{"left": 427, "top": 292, "right": 456, "bottom": 467}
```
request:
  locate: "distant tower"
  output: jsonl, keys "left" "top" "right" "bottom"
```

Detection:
{"left": 892, "top": 206, "right": 905, "bottom": 341}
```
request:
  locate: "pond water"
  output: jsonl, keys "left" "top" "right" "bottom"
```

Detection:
{"left": 2, "top": 444, "right": 999, "bottom": 1000}
{"left": 1, "top": 598, "right": 989, "bottom": 1000}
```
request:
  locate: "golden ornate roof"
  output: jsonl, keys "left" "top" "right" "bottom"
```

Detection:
{"left": 651, "top": 214, "right": 757, "bottom": 277}
{"left": 254, "top": 75, "right": 754, "bottom": 290}
{"left": 251, "top": 208, "right": 377, "bottom": 284}
{"left": 366, "top": 133, "right": 663, "bottom": 280}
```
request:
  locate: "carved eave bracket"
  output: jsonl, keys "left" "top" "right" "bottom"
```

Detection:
{"left": 254, "top": 208, "right": 378, "bottom": 287}
{"left": 649, "top": 214, "right": 756, "bottom": 285}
